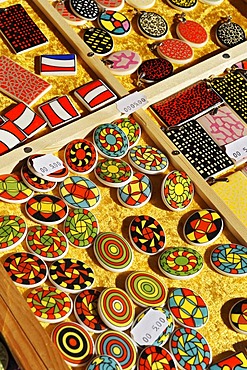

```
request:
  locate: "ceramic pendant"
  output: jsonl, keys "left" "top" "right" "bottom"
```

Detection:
{"left": 95, "top": 0, "right": 124, "bottom": 11}
{"left": 40, "top": 54, "right": 77, "bottom": 75}
{"left": 0, "top": 4, "right": 48, "bottom": 54}
{"left": 208, "top": 352, "right": 247, "bottom": 370}
{"left": 51, "top": 322, "right": 94, "bottom": 366}
{"left": 229, "top": 299, "right": 247, "bottom": 335}
{"left": 27, "top": 154, "right": 69, "bottom": 182}
{"left": 75, "top": 79, "right": 117, "bottom": 111}
{"left": 0, "top": 120, "right": 27, "bottom": 156}
{"left": 216, "top": 17, "right": 246, "bottom": 49}
{"left": 137, "top": 11, "right": 168, "bottom": 40}
{"left": 128, "top": 145, "right": 169, "bottom": 175}
{"left": 83, "top": 28, "right": 114, "bottom": 56}
{"left": 166, "top": 0, "right": 197, "bottom": 12}
{"left": 210, "top": 243, "right": 247, "bottom": 277}
{"left": 69, "top": 0, "right": 99, "bottom": 20}
{"left": 0, "top": 215, "right": 27, "bottom": 252}
{"left": 64, "top": 139, "right": 98, "bottom": 175}
{"left": 157, "top": 38, "right": 194, "bottom": 64}
{"left": 98, "top": 288, "right": 135, "bottom": 331}
{"left": 117, "top": 172, "right": 152, "bottom": 208}
{"left": 113, "top": 117, "right": 141, "bottom": 148}
{"left": 55, "top": 0, "right": 87, "bottom": 25}
{"left": 137, "top": 58, "right": 173, "bottom": 84}
{"left": 0, "top": 174, "right": 33, "bottom": 203}
{"left": 94, "top": 158, "right": 133, "bottom": 187}
{"left": 104, "top": 50, "right": 142, "bottom": 75}
{"left": 176, "top": 15, "right": 208, "bottom": 48}
{"left": 125, "top": 0, "right": 156, "bottom": 9}
{"left": 21, "top": 165, "right": 57, "bottom": 193}
{"left": 98, "top": 10, "right": 131, "bottom": 37}
{"left": 138, "top": 346, "right": 176, "bottom": 370}
{"left": 0, "top": 56, "right": 51, "bottom": 106}
{"left": 87, "top": 355, "right": 121, "bottom": 370}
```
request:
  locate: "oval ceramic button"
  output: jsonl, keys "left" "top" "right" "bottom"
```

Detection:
{"left": 0, "top": 215, "right": 27, "bottom": 251}
{"left": 166, "top": 0, "right": 197, "bottom": 11}
{"left": 168, "top": 288, "right": 209, "bottom": 329}
{"left": 138, "top": 346, "right": 176, "bottom": 370}
{"left": 176, "top": 19, "right": 208, "bottom": 48}
{"left": 105, "top": 50, "right": 142, "bottom": 75}
{"left": 113, "top": 117, "right": 141, "bottom": 148}
{"left": 125, "top": 271, "right": 167, "bottom": 308}
{"left": 55, "top": 1, "right": 87, "bottom": 25}
{"left": 74, "top": 289, "right": 108, "bottom": 333}
{"left": 94, "top": 232, "right": 133, "bottom": 272}
{"left": 157, "top": 39, "right": 193, "bottom": 64}
{"left": 98, "top": 287, "right": 135, "bottom": 331}
{"left": 210, "top": 243, "right": 247, "bottom": 277}
{"left": 129, "top": 215, "right": 165, "bottom": 254}
{"left": 87, "top": 355, "right": 121, "bottom": 370}
{"left": 161, "top": 170, "right": 194, "bottom": 211}
{"left": 216, "top": 20, "right": 246, "bottom": 49}
{"left": 128, "top": 145, "right": 169, "bottom": 175}
{"left": 137, "top": 58, "right": 173, "bottom": 84}
{"left": 59, "top": 176, "right": 101, "bottom": 209}
{"left": 27, "top": 154, "right": 69, "bottom": 182}
{"left": 229, "top": 299, "right": 247, "bottom": 334}
{"left": 94, "top": 158, "right": 133, "bottom": 187}
{"left": 25, "top": 194, "right": 68, "bottom": 225}
{"left": 69, "top": 0, "right": 99, "bottom": 20}
{"left": 21, "top": 165, "right": 57, "bottom": 192}
{"left": 159, "top": 247, "right": 203, "bottom": 280}
{"left": 117, "top": 172, "right": 152, "bottom": 208}
{"left": 126, "top": 0, "right": 156, "bottom": 9}
{"left": 0, "top": 174, "right": 33, "bottom": 203}
{"left": 83, "top": 28, "right": 114, "bottom": 56}
{"left": 183, "top": 209, "right": 224, "bottom": 246}
{"left": 98, "top": 11, "right": 131, "bottom": 37}
{"left": 64, "top": 139, "right": 98, "bottom": 175}
{"left": 95, "top": 0, "right": 124, "bottom": 10}
{"left": 137, "top": 11, "right": 168, "bottom": 40}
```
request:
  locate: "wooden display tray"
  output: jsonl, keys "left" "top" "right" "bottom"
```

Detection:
{"left": 0, "top": 0, "right": 246, "bottom": 368}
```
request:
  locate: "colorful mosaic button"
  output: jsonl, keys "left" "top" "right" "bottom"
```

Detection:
{"left": 137, "top": 58, "right": 173, "bottom": 84}
{"left": 26, "top": 285, "right": 73, "bottom": 323}
{"left": 168, "top": 288, "right": 209, "bottom": 329}
{"left": 64, "top": 139, "right": 98, "bottom": 175}
{"left": 87, "top": 355, "right": 121, "bottom": 370}
{"left": 74, "top": 289, "right": 107, "bottom": 333}
{"left": 96, "top": 330, "right": 137, "bottom": 370}
{"left": 129, "top": 215, "right": 165, "bottom": 255}
{"left": 25, "top": 194, "right": 68, "bottom": 225}
{"left": 26, "top": 225, "right": 68, "bottom": 261}
{"left": 113, "top": 117, "right": 141, "bottom": 148}
{"left": 210, "top": 244, "right": 247, "bottom": 277}
{"left": 159, "top": 247, "right": 203, "bottom": 280}
{"left": 0, "top": 215, "right": 27, "bottom": 251}
{"left": 0, "top": 174, "right": 33, "bottom": 203}
{"left": 229, "top": 299, "right": 247, "bottom": 335}
{"left": 125, "top": 271, "right": 167, "bottom": 308}
{"left": 98, "top": 11, "right": 131, "bottom": 37}
{"left": 117, "top": 172, "right": 152, "bottom": 208}
{"left": 21, "top": 165, "right": 57, "bottom": 192}
{"left": 208, "top": 351, "right": 247, "bottom": 370}
{"left": 105, "top": 50, "right": 142, "bottom": 75}
{"left": 94, "top": 232, "right": 133, "bottom": 272}
{"left": 183, "top": 209, "right": 224, "bottom": 246}
{"left": 157, "top": 39, "right": 194, "bottom": 65}
{"left": 94, "top": 158, "right": 133, "bottom": 188}
{"left": 59, "top": 176, "right": 101, "bottom": 209}
{"left": 137, "top": 11, "right": 168, "bottom": 40}
{"left": 49, "top": 258, "right": 95, "bottom": 294}
{"left": 93, "top": 123, "right": 129, "bottom": 159}
{"left": 128, "top": 145, "right": 168, "bottom": 175}
{"left": 169, "top": 327, "right": 212, "bottom": 370}
{"left": 64, "top": 208, "right": 99, "bottom": 249}
{"left": 138, "top": 346, "right": 177, "bottom": 370}
{"left": 161, "top": 170, "right": 194, "bottom": 211}
{"left": 98, "top": 288, "right": 135, "bottom": 331}
{"left": 3, "top": 252, "right": 48, "bottom": 288}
{"left": 51, "top": 322, "right": 94, "bottom": 366}
{"left": 27, "top": 154, "right": 69, "bottom": 182}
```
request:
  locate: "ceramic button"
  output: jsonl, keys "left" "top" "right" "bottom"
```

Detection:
{"left": 216, "top": 19, "right": 246, "bottom": 49}
{"left": 87, "top": 355, "right": 121, "bottom": 370}
{"left": 21, "top": 165, "right": 57, "bottom": 193}
{"left": 64, "top": 139, "right": 98, "bottom": 175}
{"left": 94, "top": 158, "right": 133, "bottom": 187}
{"left": 166, "top": 0, "right": 197, "bottom": 11}
{"left": 0, "top": 174, "right": 33, "bottom": 203}
{"left": 125, "top": 0, "right": 155, "bottom": 9}
{"left": 128, "top": 145, "right": 168, "bottom": 175}
{"left": 69, "top": 0, "right": 99, "bottom": 20}
{"left": 210, "top": 243, "right": 247, "bottom": 277}
{"left": 0, "top": 215, "right": 27, "bottom": 251}
{"left": 98, "top": 11, "right": 131, "bottom": 37}
{"left": 105, "top": 50, "right": 142, "bottom": 75}
{"left": 55, "top": 0, "right": 87, "bottom": 25}
{"left": 27, "top": 154, "right": 69, "bottom": 182}
{"left": 157, "top": 39, "right": 194, "bottom": 64}
{"left": 138, "top": 346, "right": 177, "bottom": 370}
{"left": 137, "top": 58, "right": 173, "bottom": 84}
{"left": 83, "top": 28, "right": 114, "bottom": 56}
{"left": 229, "top": 299, "right": 247, "bottom": 335}
{"left": 176, "top": 19, "right": 208, "bottom": 48}
{"left": 95, "top": 0, "right": 124, "bottom": 11}
{"left": 137, "top": 11, "right": 168, "bottom": 40}
{"left": 113, "top": 117, "right": 141, "bottom": 148}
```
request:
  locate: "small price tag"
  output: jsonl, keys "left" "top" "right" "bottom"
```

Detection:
{"left": 32, "top": 154, "right": 65, "bottom": 175}
{"left": 116, "top": 91, "right": 148, "bottom": 114}
{"left": 130, "top": 308, "right": 168, "bottom": 346}
{"left": 225, "top": 136, "right": 247, "bottom": 164}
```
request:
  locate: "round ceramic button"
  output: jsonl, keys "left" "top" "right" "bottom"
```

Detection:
{"left": 70, "top": 0, "right": 99, "bottom": 20}
{"left": 113, "top": 117, "right": 141, "bottom": 148}
{"left": 168, "top": 288, "right": 209, "bottom": 329}
{"left": 64, "top": 208, "right": 99, "bottom": 249}
{"left": 75, "top": 289, "right": 108, "bottom": 333}
{"left": 229, "top": 299, "right": 247, "bottom": 335}
{"left": 166, "top": 0, "right": 197, "bottom": 11}
{"left": 159, "top": 247, "right": 203, "bottom": 280}
{"left": 94, "top": 232, "right": 133, "bottom": 272}
{"left": 0, "top": 174, "right": 33, "bottom": 204}
{"left": 87, "top": 355, "right": 121, "bottom": 370}
{"left": 210, "top": 243, "right": 247, "bottom": 277}
{"left": 183, "top": 209, "right": 224, "bottom": 246}
{"left": 3, "top": 252, "right": 48, "bottom": 288}
{"left": 64, "top": 139, "right": 98, "bottom": 175}
{"left": 128, "top": 145, "right": 169, "bottom": 175}
{"left": 26, "top": 225, "right": 68, "bottom": 261}
{"left": 137, "top": 58, "right": 173, "bottom": 84}
{"left": 98, "top": 11, "right": 131, "bottom": 37}
{"left": 125, "top": 0, "right": 155, "bottom": 9}
{"left": 27, "top": 154, "right": 69, "bottom": 182}
{"left": 157, "top": 39, "right": 194, "bottom": 64}
{"left": 129, "top": 215, "right": 165, "bottom": 254}
{"left": 117, "top": 172, "right": 152, "bottom": 209}
{"left": 26, "top": 285, "right": 73, "bottom": 323}
{"left": 169, "top": 327, "right": 212, "bottom": 370}
{"left": 51, "top": 322, "right": 94, "bottom": 367}
{"left": 95, "top": 0, "right": 124, "bottom": 10}
{"left": 94, "top": 158, "right": 133, "bottom": 187}
{"left": 25, "top": 194, "right": 68, "bottom": 225}
{"left": 83, "top": 28, "right": 114, "bottom": 56}
{"left": 125, "top": 271, "right": 167, "bottom": 307}
{"left": 59, "top": 176, "right": 101, "bottom": 209}
{"left": 55, "top": 1, "right": 87, "bottom": 25}
{"left": 105, "top": 50, "right": 142, "bottom": 75}
{"left": 216, "top": 21, "right": 246, "bottom": 49}
{"left": 161, "top": 170, "right": 194, "bottom": 211}
{"left": 0, "top": 342, "right": 9, "bottom": 370}
{"left": 98, "top": 287, "right": 135, "bottom": 331}
{"left": 49, "top": 258, "right": 95, "bottom": 294}
{"left": 93, "top": 123, "right": 129, "bottom": 159}
{"left": 176, "top": 19, "right": 208, "bottom": 48}
{"left": 138, "top": 346, "right": 176, "bottom": 370}
{"left": 137, "top": 12, "right": 168, "bottom": 40}
{"left": 21, "top": 165, "right": 57, "bottom": 192}
{"left": 96, "top": 330, "right": 137, "bottom": 370}
{"left": 0, "top": 215, "right": 27, "bottom": 251}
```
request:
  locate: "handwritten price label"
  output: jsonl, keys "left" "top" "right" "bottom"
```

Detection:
{"left": 225, "top": 136, "right": 247, "bottom": 164}
{"left": 32, "top": 154, "right": 65, "bottom": 176}
{"left": 116, "top": 92, "right": 148, "bottom": 114}
{"left": 130, "top": 308, "right": 168, "bottom": 346}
